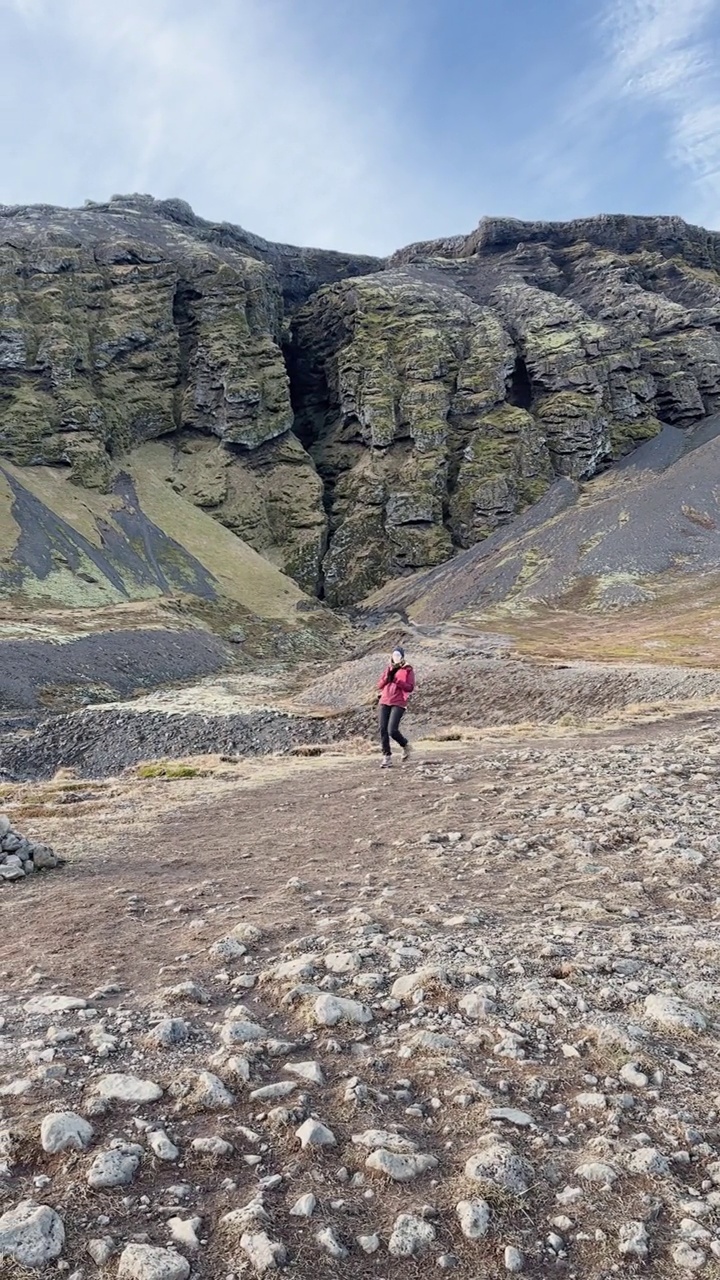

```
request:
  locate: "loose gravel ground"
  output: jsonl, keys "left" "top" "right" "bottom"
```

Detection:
{"left": 3, "top": 720, "right": 720, "bottom": 1276}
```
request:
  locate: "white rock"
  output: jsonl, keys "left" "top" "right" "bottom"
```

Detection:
{"left": 465, "top": 1140, "right": 533, "bottom": 1195}
{"left": 618, "top": 1221, "right": 649, "bottom": 1259}
{"left": 24, "top": 995, "right": 87, "bottom": 1015}
{"left": 312, "top": 993, "right": 372, "bottom": 1026}
{"left": 0, "top": 1200, "right": 65, "bottom": 1268}
{"left": 459, "top": 987, "right": 496, "bottom": 1018}
{"left": 250, "top": 1081, "right": 296, "bottom": 1102}
{"left": 87, "top": 1144, "right": 142, "bottom": 1189}
{"left": 365, "top": 1149, "right": 438, "bottom": 1181}
{"left": 316, "top": 1226, "right": 347, "bottom": 1258}
{"left": 456, "top": 1198, "right": 491, "bottom": 1239}
{"left": 182, "top": 1071, "right": 234, "bottom": 1109}
{"left": 87, "top": 1237, "right": 114, "bottom": 1266}
{"left": 94, "top": 1073, "right": 162, "bottom": 1103}
{"left": 118, "top": 1243, "right": 191, "bottom": 1280}
{"left": 352, "top": 1128, "right": 417, "bottom": 1153}
{"left": 504, "top": 1245, "right": 524, "bottom": 1273}
{"left": 296, "top": 1118, "right": 336, "bottom": 1148}
{"left": 324, "top": 951, "right": 362, "bottom": 974}
{"left": 239, "top": 1231, "right": 286, "bottom": 1272}
{"left": 149, "top": 1129, "right": 179, "bottom": 1162}
{"left": 40, "top": 1111, "right": 93, "bottom": 1154}
{"left": 575, "top": 1091, "right": 607, "bottom": 1110}
{"left": 627, "top": 1147, "right": 671, "bottom": 1177}
{"left": 210, "top": 937, "right": 247, "bottom": 960}
{"left": 388, "top": 1213, "right": 435, "bottom": 1257}
{"left": 604, "top": 793, "right": 633, "bottom": 813}
{"left": 487, "top": 1107, "right": 534, "bottom": 1127}
{"left": 273, "top": 955, "right": 318, "bottom": 981}
{"left": 191, "top": 1136, "right": 233, "bottom": 1156}
{"left": 283, "top": 1060, "right": 325, "bottom": 1085}
{"left": 392, "top": 967, "right": 446, "bottom": 1001}
{"left": 575, "top": 1161, "right": 618, "bottom": 1185}
{"left": 147, "top": 1018, "right": 189, "bottom": 1049}
{"left": 290, "top": 1193, "right": 316, "bottom": 1217}
{"left": 167, "top": 1217, "right": 201, "bottom": 1251}
{"left": 644, "top": 993, "right": 706, "bottom": 1033}
{"left": 221, "top": 1020, "right": 269, "bottom": 1046}
{"left": 671, "top": 1240, "right": 706, "bottom": 1271}
{"left": 619, "top": 1063, "right": 649, "bottom": 1088}
{"left": 230, "top": 921, "right": 263, "bottom": 944}
{"left": 357, "top": 1233, "right": 380, "bottom": 1253}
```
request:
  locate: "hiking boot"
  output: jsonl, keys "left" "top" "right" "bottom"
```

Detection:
{"left": 381, "top": 755, "right": 392, "bottom": 769}
{"left": 402, "top": 743, "right": 412, "bottom": 763}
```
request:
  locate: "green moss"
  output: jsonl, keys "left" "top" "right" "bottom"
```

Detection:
{"left": 137, "top": 762, "right": 201, "bottom": 779}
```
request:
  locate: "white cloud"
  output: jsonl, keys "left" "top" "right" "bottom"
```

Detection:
{"left": 0, "top": 0, "right": 424, "bottom": 253}
{"left": 599, "top": 0, "right": 720, "bottom": 224}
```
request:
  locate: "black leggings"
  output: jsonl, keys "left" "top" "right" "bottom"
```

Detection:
{"left": 379, "top": 704, "right": 407, "bottom": 755}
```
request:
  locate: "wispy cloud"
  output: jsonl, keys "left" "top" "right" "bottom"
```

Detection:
{"left": 0, "top": 0, "right": 422, "bottom": 253}
{"left": 603, "top": 0, "right": 720, "bottom": 222}
{"left": 527, "top": 0, "right": 720, "bottom": 226}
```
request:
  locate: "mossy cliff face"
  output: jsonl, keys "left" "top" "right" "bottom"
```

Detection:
{"left": 2, "top": 198, "right": 720, "bottom": 609}
{"left": 290, "top": 217, "right": 720, "bottom": 602}
{"left": 0, "top": 196, "right": 362, "bottom": 594}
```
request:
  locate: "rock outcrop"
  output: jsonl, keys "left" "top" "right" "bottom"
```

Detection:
{"left": 2, "top": 198, "right": 720, "bottom": 606}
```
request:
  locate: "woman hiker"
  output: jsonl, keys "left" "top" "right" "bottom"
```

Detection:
{"left": 377, "top": 647, "right": 415, "bottom": 768}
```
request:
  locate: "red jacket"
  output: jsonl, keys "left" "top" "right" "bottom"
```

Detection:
{"left": 378, "top": 663, "right": 415, "bottom": 708}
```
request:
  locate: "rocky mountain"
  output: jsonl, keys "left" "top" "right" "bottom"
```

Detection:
{"left": 367, "top": 415, "right": 720, "bottom": 621}
{"left": 2, "top": 196, "right": 720, "bottom": 614}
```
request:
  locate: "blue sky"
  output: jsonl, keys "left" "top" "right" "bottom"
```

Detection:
{"left": 2, "top": 0, "right": 719, "bottom": 254}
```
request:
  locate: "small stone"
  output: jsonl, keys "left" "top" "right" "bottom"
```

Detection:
{"left": 40, "top": 1112, "right": 93, "bottom": 1154}
{"left": 239, "top": 1231, "right": 286, "bottom": 1272}
{"left": 167, "top": 1217, "right": 201, "bottom": 1251}
{"left": 313, "top": 993, "right": 372, "bottom": 1026}
{"left": 644, "top": 994, "right": 706, "bottom": 1034}
{"left": 290, "top": 1194, "right": 316, "bottom": 1217}
{"left": 177, "top": 1071, "right": 234, "bottom": 1110}
{"left": 487, "top": 1108, "right": 534, "bottom": 1127}
{"left": 221, "top": 1020, "right": 269, "bottom": 1046}
{"left": 149, "top": 1129, "right": 179, "bottom": 1162}
{"left": 575, "top": 1091, "right": 606, "bottom": 1110}
{"left": 366, "top": 1149, "right": 438, "bottom": 1180}
{"left": 24, "top": 995, "right": 87, "bottom": 1015}
{"left": 117, "top": 1243, "right": 190, "bottom": 1280}
{"left": 0, "top": 1200, "right": 65, "bottom": 1268}
{"left": 357, "top": 1233, "right": 380, "bottom": 1253}
{"left": 191, "top": 1136, "right": 233, "bottom": 1156}
{"left": 210, "top": 937, "right": 247, "bottom": 960}
{"left": 627, "top": 1147, "right": 670, "bottom": 1177}
{"left": 352, "top": 1128, "right": 417, "bottom": 1153}
{"left": 296, "top": 1118, "right": 336, "bottom": 1148}
{"left": 94, "top": 1074, "right": 162, "bottom": 1104}
{"left": 283, "top": 1060, "right": 325, "bottom": 1085}
{"left": 671, "top": 1240, "right": 706, "bottom": 1271}
{"left": 456, "top": 1198, "right": 491, "bottom": 1239}
{"left": 619, "top": 1062, "right": 649, "bottom": 1088}
{"left": 388, "top": 1213, "right": 435, "bottom": 1257}
{"left": 504, "top": 1245, "right": 524, "bottom": 1273}
{"left": 575, "top": 1159, "right": 618, "bottom": 1186}
{"left": 618, "top": 1221, "right": 649, "bottom": 1259}
{"left": 87, "top": 1238, "right": 114, "bottom": 1266}
{"left": 146, "top": 1018, "right": 189, "bottom": 1049}
{"left": 459, "top": 988, "right": 496, "bottom": 1018}
{"left": 87, "top": 1144, "right": 142, "bottom": 1189}
{"left": 465, "top": 1141, "right": 533, "bottom": 1195}
{"left": 273, "top": 954, "right": 318, "bottom": 980}
{"left": 250, "top": 1081, "right": 296, "bottom": 1102}
{"left": 316, "top": 1226, "right": 347, "bottom": 1258}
